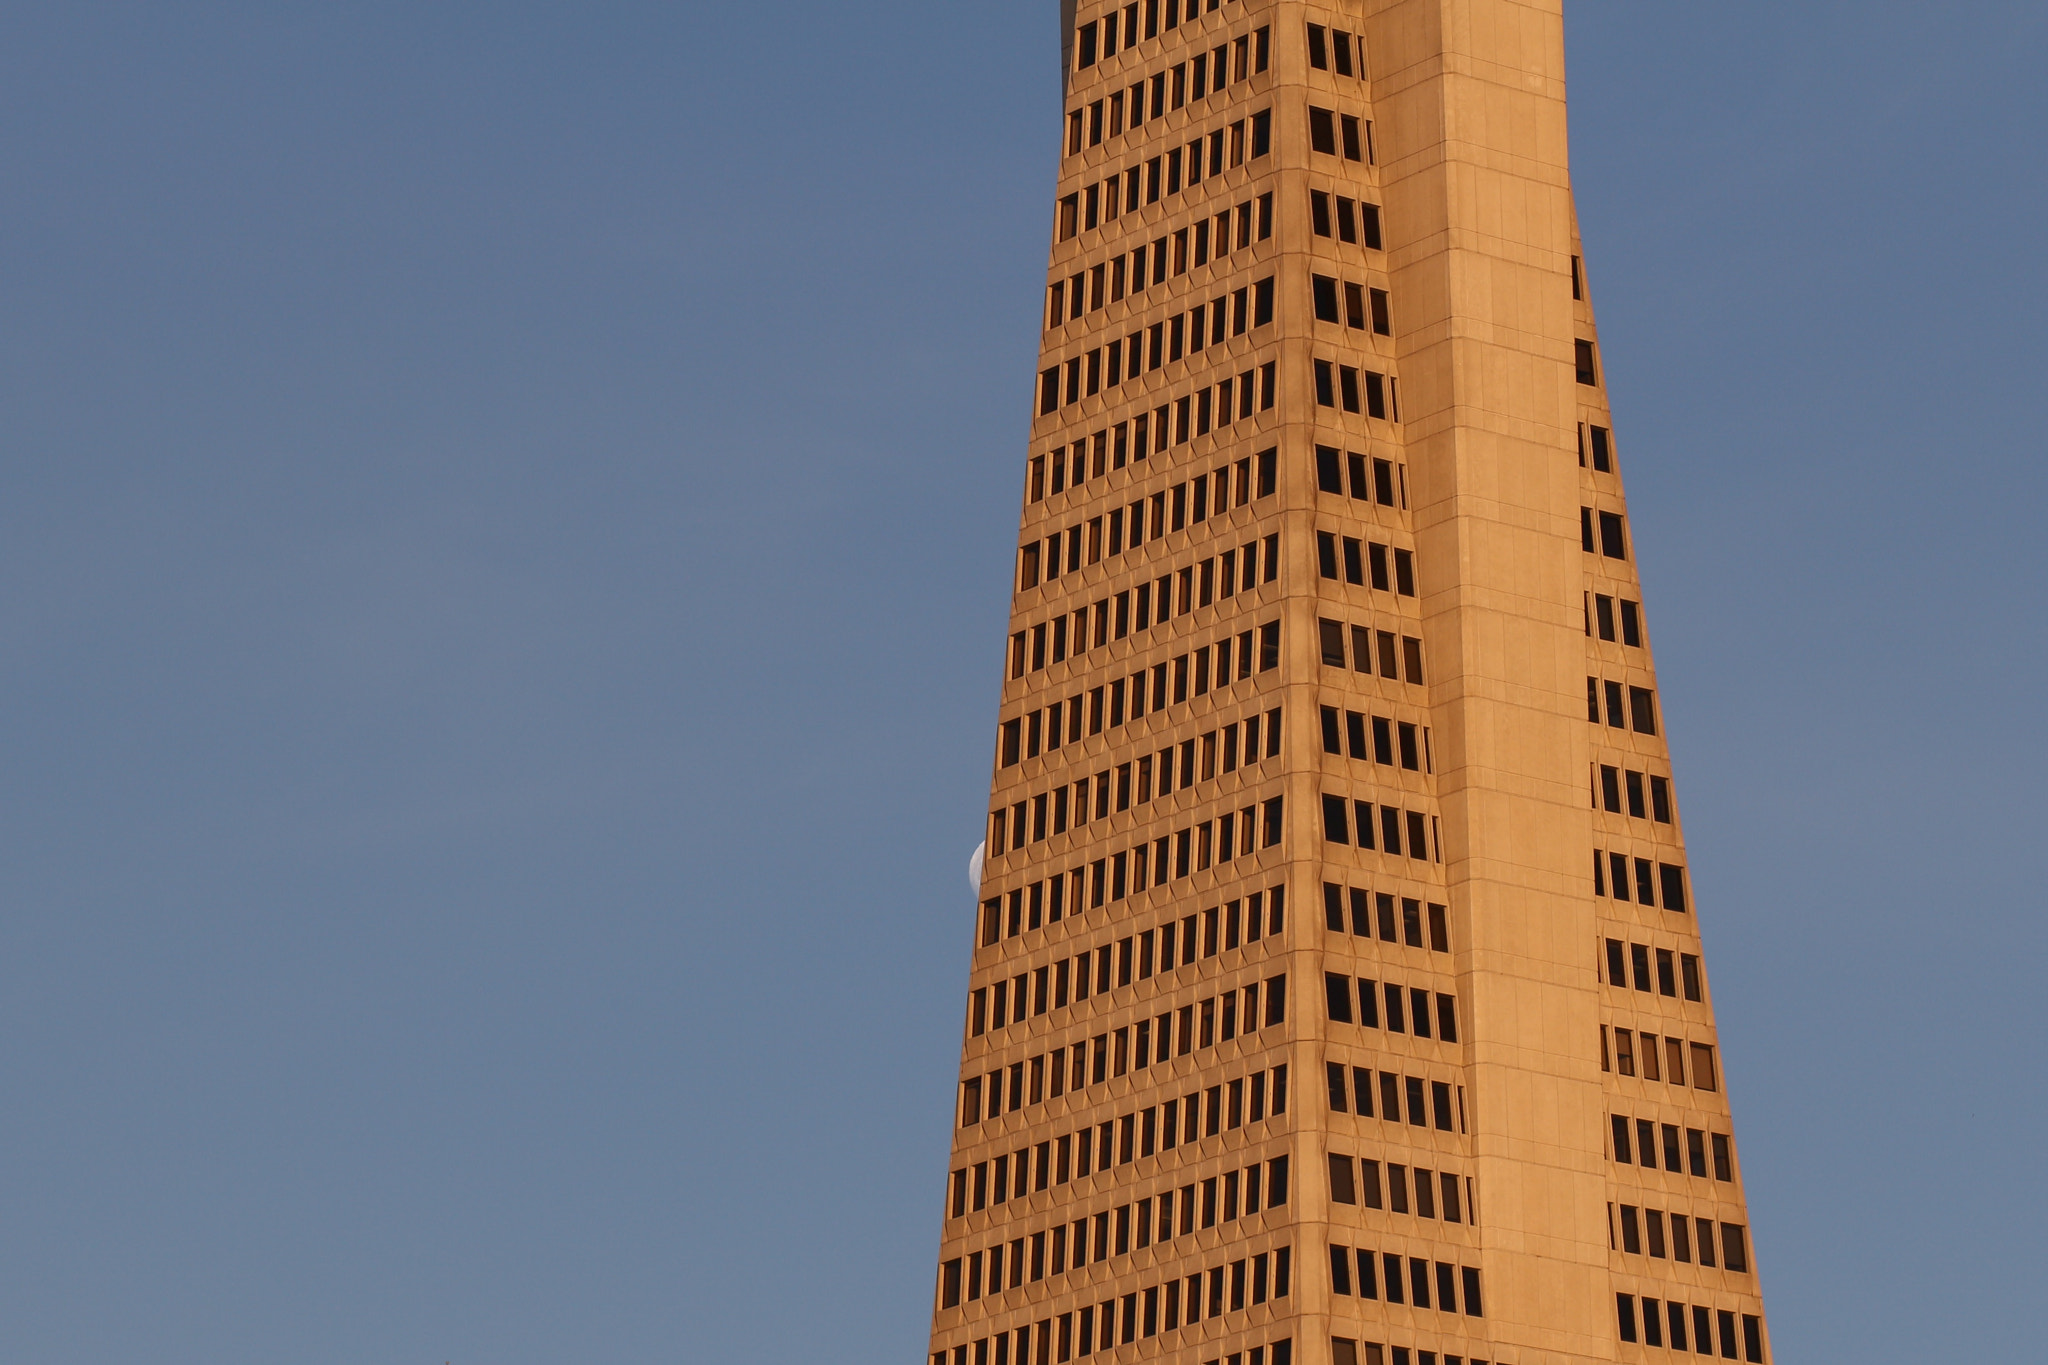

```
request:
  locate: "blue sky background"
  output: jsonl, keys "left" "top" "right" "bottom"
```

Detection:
{"left": 0, "top": 2, "right": 2041, "bottom": 1360}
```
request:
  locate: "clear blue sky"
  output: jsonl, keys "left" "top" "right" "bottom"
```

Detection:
{"left": 0, "top": 3, "right": 2041, "bottom": 1361}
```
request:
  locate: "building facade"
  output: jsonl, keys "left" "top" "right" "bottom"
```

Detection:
{"left": 929, "top": 3, "right": 1769, "bottom": 1363}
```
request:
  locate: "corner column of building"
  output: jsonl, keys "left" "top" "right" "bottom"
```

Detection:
{"left": 1362, "top": 0, "right": 1612, "bottom": 1359}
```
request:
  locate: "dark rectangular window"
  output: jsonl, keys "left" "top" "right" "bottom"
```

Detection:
{"left": 1324, "top": 970, "right": 1353, "bottom": 1022}
{"left": 1322, "top": 796, "right": 1350, "bottom": 847}
{"left": 1598, "top": 510, "right": 1627, "bottom": 558}
{"left": 1313, "top": 275, "right": 1340, "bottom": 323}
{"left": 1629, "top": 686, "right": 1658, "bottom": 734}
{"left": 1660, "top": 863, "right": 1688, "bottom": 913}
{"left": 1309, "top": 106, "right": 1337, "bottom": 155}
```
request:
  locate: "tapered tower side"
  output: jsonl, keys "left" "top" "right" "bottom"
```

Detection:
{"left": 1363, "top": 0, "right": 1614, "bottom": 1357}
{"left": 925, "top": 4, "right": 1770, "bottom": 1364}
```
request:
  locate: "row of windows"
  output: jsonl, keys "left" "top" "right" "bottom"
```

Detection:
{"left": 1316, "top": 532, "right": 1418, "bottom": 596}
{"left": 1328, "top": 1248, "right": 1481, "bottom": 1318}
{"left": 947, "top": 1154, "right": 1291, "bottom": 1304}
{"left": 1037, "top": 380, "right": 1279, "bottom": 520}
{"left": 1314, "top": 359, "right": 1398, "bottom": 419}
{"left": 1048, "top": 195, "right": 1275, "bottom": 331}
{"left": 1316, "top": 445, "right": 1406, "bottom": 508}
{"left": 1202, "top": 1342, "right": 1290, "bottom": 1365}
{"left": 981, "top": 860, "right": 1278, "bottom": 961}
{"left": 1586, "top": 591, "right": 1644, "bottom": 646}
{"left": 995, "top": 711, "right": 1282, "bottom": 845}
{"left": 1612, "top": 1115, "right": 1737, "bottom": 1182}
{"left": 1321, "top": 706, "right": 1431, "bottom": 773}
{"left": 1579, "top": 421, "right": 1617, "bottom": 473}
{"left": 963, "top": 1044, "right": 1287, "bottom": 1139}
{"left": 972, "top": 966, "right": 1287, "bottom": 1091}
{"left": 956, "top": 1081, "right": 1284, "bottom": 1241}
{"left": 1320, "top": 794, "right": 1443, "bottom": 864}
{"left": 966, "top": 972, "right": 1287, "bottom": 1114}
{"left": 1605, "top": 939, "right": 1704, "bottom": 1001}
{"left": 938, "top": 1247, "right": 1293, "bottom": 1364}
{"left": 991, "top": 782, "right": 1284, "bottom": 881}
{"left": 1073, "top": 0, "right": 1261, "bottom": 78}
{"left": 1319, "top": 618, "right": 1428, "bottom": 684}
{"left": 1616, "top": 1296, "right": 1764, "bottom": 1361}
{"left": 1596, "top": 849, "right": 1688, "bottom": 913}
{"left": 1022, "top": 453, "right": 1273, "bottom": 585}
{"left": 1612, "top": 1204, "right": 1749, "bottom": 1273}
{"left": 1324, "top": 973, "right": 1459, "bottom": 1043}
{"left": 1323, "top": 1062, "right": 1463, "bottom": 1133}
{"left": 1603, "top": 1029, "right": 1717, "bottom": 1092}
{"left": 1331, "top": 1340, "right": 1496, "bottom": 1365}
{"left": 1308, "top": 105, "right": 1376, "bottom": 164}
{"left": 951, "top": 1114, "right": 1286, "bottom": 1221}
{"left": 1311, "top": 190, "right": 1384, "bottom": 248}
{"left": 1305, "top": 23, "right": 1366, "bottom": 78}
{"left": 1596, "top": 763, "right": 1672, "bottom": 822}
{"left": 1040, "top": 287, "right": 1274, "bottom": 410}
{"left": 987, "top": 781, "right": 1282, "bottom": 914}
{"left": 1004, "top": 675, "right": 1276, "bottom": 769}
{"left": 1321, "top": 884, "right": 1452, "bottom": 954}
{"left": 1009, "top": 576, "right": 1278, "bottom": 680}
{"left": 1328, "top": 1152, "right": 1467, "bottom": 1224}
{"left": 1313, "top": 275, "right": 1392, "bottom": 335}
{"left": 996, "top": 681, "right": 1278, "bottom": 823}
{"left": 1069, "top": 28, "right": 1266, "bottom": 153}
{"left": 970, "top": 895, "right": 1281, "bottom": 1034}
{"left": 1056, "top": 112, "right": 1272, "bottom": 243}
{"left": 1024, "top": 566, "right": 1250, "bottom": 679}
{"left": 1003, "top": 639, "right": 1279, "bottom": 787}
{"left": 1582, "top": 505, "right": 1629, "bottom": 558}
{"left": 1590, "top": 676, "right": 1658, "bottom": 734}
{"left": 1028, "top": 400, "right": 1276, "bottom": 508}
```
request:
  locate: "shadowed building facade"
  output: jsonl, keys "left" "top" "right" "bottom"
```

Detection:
{"left": 929, "top": 4, "right": 1770, "bottom": 1363}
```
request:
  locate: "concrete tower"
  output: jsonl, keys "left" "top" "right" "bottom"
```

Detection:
{"left": 929, "top": 5, "right": 1769, "bottom": 1363}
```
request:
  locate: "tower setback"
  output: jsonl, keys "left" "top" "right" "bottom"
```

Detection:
{"left": 929, "top": 4, "right": 1769, "bottom": 1363}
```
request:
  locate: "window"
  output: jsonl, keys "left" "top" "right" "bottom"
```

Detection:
{"left": 1590, "top": 424, "right": 1612, "bottom": 471}
{"left": 1328, "top": 1153, "right": 1356, "bottom": 1203}
{"left": 1629, "top": 686, "right": 1657, "bottom": 734}
{"left": 1660, "top": 862, "right": 1688, "bottom": 913}
{"left": 1340, "top": 114, "right": 1363, "bottom": 161}
{"left": 1313, "top": 275, "right": 1340, "bottom": 323}
{"left": 1309, "top": 106, "right": 1337, "bottom": 155}
{"left": 1597, "top": 510, "right": 1627, "bottom": 559}
{"left": 1319, "top": 620, "right": 1346, "bottom": 666}
{"left": 1721, "top": 1223, "right": 1749, "bottom": 1273}
{"left": 1575, "top": 338, "right": 1598, "bottom": 385}
{"left": 1690, "top": 1042, "right": 1717, "bottom": 1092}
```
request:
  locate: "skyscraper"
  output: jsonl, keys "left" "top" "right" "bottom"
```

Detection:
{"left": 928, "top": 4, "right": 1770, "bottom": 1363}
